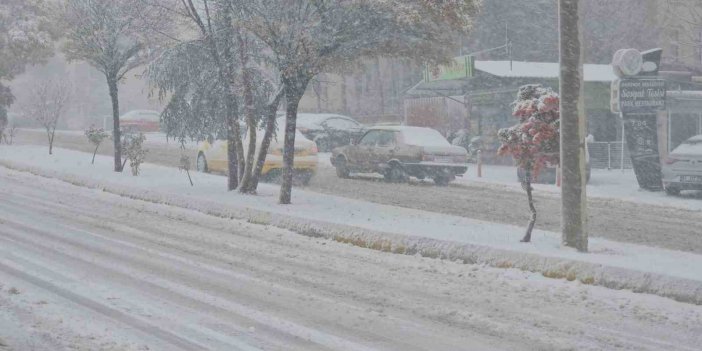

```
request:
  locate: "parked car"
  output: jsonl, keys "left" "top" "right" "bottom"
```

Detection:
{"left": 120, "top": 110, "right": 161, "bottom": 133}
{"left": 662, "top": 134, "right": 702, "bottom": 195}
{"left": 280, "top": 113, "right": 365, "bottom": 152}
{"left": 196, "top": 123, "right": 318, "bottom": 185}
{"left": 330, "top": 126, "right": 468, "bottom": 185}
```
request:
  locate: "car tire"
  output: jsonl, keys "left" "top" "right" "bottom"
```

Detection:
{"left": 665, "top": 186, "right": 680, "bottom": 196}
{"left": 196, "top": 153, "right": 208, "bottom": 173}
{"left": 434, "top": 175, "right": 451, "bottom": 186}
{"left": 335, "top": 156, "right": 350, "bottom": 178}
{"left": 384, "top": 164, "right": 407, "bottom": 183}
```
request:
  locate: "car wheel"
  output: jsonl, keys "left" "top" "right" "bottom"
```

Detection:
{"left": 665, "top": 186, "right": 680, "bottom": 196}
{"left": 434, "top": 175, "right": 451, "bottom": 186}
{"left": 196, "top": 153, "right": 208, "bottom": 173}
{"left": 384, "top": 164, "right": 407, "bottom": 183}
{"left": 335, "top": 156, "right": 350, "bottom": 178}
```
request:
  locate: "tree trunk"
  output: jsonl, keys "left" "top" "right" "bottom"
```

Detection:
{"left": 522, "top": 169, "right": 536, "bottom": 243}
{"left": 279, "top": 78, "right": 309, "bottom": 204}
{"left": 92, "top": 143, "right": 99, "bottom": 164}
{"left": 559, "top": 0, "right": 588, "bottom": 252}
{"left": 248, "top": 90, "right": 284, "bottom": 193}
{"left": 50, "top": 128, "right": 56, "bottom": 155}
{"left": 46, "top": 128, "right": 53, "bottom": 155}
{"left": 226, "top": 113, "right": 240, "bottom": 191}
{"left": 238, "top": 32, "right": 258, "bottom": 193}
{"left": 107, "top": 77, "right": 123, "bottom": 172}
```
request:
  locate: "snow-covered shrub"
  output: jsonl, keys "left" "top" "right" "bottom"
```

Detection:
{"left": 179, "top": 149, "right": 193, "bottom": 186}
{"left": 84, "top": 126, "right": 109, "bottom": 164}
{"left": 497, "top": 84, "right": 560, "bottom": 242}
{"left": 122, "top": 132, "right": 147, "bottom": 176}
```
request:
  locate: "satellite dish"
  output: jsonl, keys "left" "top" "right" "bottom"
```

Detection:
{"left": 612, "top": 48, "right": 643, "bottom": 77}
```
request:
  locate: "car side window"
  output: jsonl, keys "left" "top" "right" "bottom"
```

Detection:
{"left": 324, "top": 118, "right": 360, "bottom": 130}
{"left": 377, "top": 131, "right": 396, "bottom": 147}
{"left": 324, "top": 118, "right": 354, "bottom": 129}
{"left": 359, "top": 131, "right": 379, "bottom": 146}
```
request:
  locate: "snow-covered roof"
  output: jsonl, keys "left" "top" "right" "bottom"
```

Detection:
{"left": 369, "top": 126, "right": 450, "bottom": 147}
{"left": 474, "top": 61, "right": 617, "bottom": 82}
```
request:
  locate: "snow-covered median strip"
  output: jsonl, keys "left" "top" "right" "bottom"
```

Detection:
{"left": 457, "top": 164, "right": 702, "bottom": 211}
{"left": 3, "top": 145, "right": 702, "bottom": 304}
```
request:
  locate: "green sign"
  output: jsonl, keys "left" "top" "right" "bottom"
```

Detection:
{"left": 424, "top": 55, "right": 474, "bottom": 81}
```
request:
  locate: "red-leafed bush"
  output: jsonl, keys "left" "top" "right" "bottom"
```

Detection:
{"left": 497, "top": 85, "right": 560, "bottom": 242}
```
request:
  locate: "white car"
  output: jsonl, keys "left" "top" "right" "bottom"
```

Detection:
{"left": 662, "top": 134, "right": 702, "bottom": 195}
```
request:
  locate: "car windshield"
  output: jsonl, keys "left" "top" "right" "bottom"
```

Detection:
{"left": 294, "top": 114, "right": 349, "bottom": 129}
{"left": 323, "top": 118, "right": 360, "bottom": 129}
{"left": 400, "top": 128, "right": 451, "bottom": 147}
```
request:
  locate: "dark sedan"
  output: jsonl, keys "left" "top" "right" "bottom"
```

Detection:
{"left": 280, "top": 113, "right": 365, "bottom": 152}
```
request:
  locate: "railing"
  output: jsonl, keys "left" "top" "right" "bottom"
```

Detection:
{"left": 588, "top": 142, "right": 633, "bottom": 169}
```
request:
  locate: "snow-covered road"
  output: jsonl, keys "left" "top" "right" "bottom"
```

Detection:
{"left": 1, "top": 169, "right": 702, "bottom": 350}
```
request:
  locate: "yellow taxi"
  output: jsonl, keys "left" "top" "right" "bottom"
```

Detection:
{"left": 196, "top": 124, "right": 318, "bottom": 184}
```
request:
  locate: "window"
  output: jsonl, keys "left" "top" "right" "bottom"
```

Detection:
{"left": 359, "top": 130, "right": 380, "bottom": 146}
{"left": 323, "top": 118, "right": 360, "bottom": 130}
{"left": 377, "top": 131, "right": 396, "bottom": 147}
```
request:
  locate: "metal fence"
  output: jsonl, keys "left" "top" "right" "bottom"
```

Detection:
{"left": 588, "top": 142, "right": 632, "bottom": 169}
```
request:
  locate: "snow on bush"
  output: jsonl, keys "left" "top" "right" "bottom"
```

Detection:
{"left": 122, "top": 132, "right": 147, "bottom": 176}
{"left": 84, "top": 126, "right": 109, "bottom": 165}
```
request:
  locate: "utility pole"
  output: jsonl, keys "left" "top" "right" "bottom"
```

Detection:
{"left": 559, "top": 0, "right": 588, "bottom": 252}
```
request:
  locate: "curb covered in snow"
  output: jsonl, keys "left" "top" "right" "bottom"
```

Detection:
{"left": 2, "top": 158, "right": 702, "bottom": 305}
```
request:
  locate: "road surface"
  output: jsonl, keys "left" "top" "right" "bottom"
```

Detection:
{"left": 1, "top": 167, "right": 702, "bottom": 350}
{"left": 12, "top": 129, "right": 702, "bottom": 253}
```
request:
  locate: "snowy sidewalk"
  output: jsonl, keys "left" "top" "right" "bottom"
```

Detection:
{"left": 2, "top": 145, "right": 702, "bottom": 304}
{"left": 457, "top": 163, "right": 702, "bottom": 211}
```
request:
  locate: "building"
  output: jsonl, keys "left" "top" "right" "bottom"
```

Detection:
{"left": 403, "top": 60, "right": 616, "bottom": 138}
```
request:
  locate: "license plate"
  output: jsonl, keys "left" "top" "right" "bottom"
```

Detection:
{"left": 681, "top": 175, "right": 702, "bottom": 183}
{"left": 435, "top": 156, "right": 453, "bottom": 163}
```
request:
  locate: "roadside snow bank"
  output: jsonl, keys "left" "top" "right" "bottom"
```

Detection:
{"left": 3, "top": 145, "right": 702, "bottom": 304}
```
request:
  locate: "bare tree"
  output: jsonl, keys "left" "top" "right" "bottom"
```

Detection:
{"left": 23, "top": 80, "right": 71, "bottom": 155}
{"left": 59, "top": 0, "right": 170, "bottom": 172}
{"left": 1, "top": 0, "right": 57, "bottom": 121}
